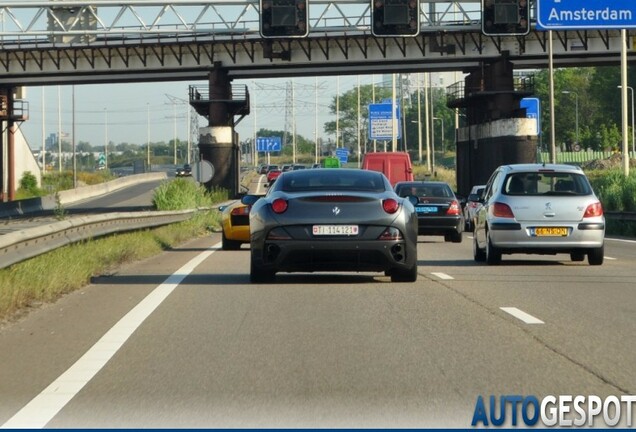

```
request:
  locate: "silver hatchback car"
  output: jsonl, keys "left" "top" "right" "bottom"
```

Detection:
{"left": 473, "top": 163, "right": 605, "bottom": 265}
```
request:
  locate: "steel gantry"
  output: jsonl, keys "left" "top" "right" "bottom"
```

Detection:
{"left": 0, "top": 0, "right": 632, "bottom": 85}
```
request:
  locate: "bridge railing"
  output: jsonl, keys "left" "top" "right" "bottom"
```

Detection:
{"left": 0, "top": 0, "right": 482, "bottom": 46}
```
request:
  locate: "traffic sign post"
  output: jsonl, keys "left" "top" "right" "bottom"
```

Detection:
{"left": 335, "top": 147, "right": 349, "bottom": 164}
{"left": 368, "top": 103, "right": 402, "bottom": 141}
{"left": 520, "top": 97, "right": 541, "bottom": 135}
{"left": 537, "top": 0, "right": 636, "bottom": 30}
{"left": 256, "top": 136, "right": 282, "bottom": 152}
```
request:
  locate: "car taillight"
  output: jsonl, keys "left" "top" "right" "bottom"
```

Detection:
{"left": 382, "top": 198, "right": 399, "bottom": 214}
{"left": 446, "top": 200, "right": 461, "bottom": 215}
{"left": 231, "top": 206, "right": 249, "bottom": 216}
{"left": 271, "top": 198, "right": 288, "bottom": 214}
{"left": 492, "top": 202, "right": 514, "bottom": 218}
{"left": 583, "top": 201, "right": 603, "bottom": 218}
{"left": 378, "top": 227, "right": 403, "bottom": 240}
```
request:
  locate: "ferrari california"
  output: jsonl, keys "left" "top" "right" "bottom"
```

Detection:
{"left": 242, "top": 168, "right": 419, "bottom": 283}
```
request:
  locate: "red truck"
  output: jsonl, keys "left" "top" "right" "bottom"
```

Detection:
{"left": 361, "top": 151, "right": 414, "bottom": 186}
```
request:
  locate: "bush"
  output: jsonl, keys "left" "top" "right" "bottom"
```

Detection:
{"left": 589, "top": 169, "right": 636, "bottom": 212}
{"left": 152, "top": 178, "right": 228, "bottom": 210}
{"left": 15, "top": 171, "right": 43, "bottom": 199}
{"left": 621, "top": 175, "right": 636, "bottom": 212}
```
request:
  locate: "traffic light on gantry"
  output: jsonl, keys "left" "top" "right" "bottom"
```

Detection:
{"left": 260, "top": 0, "right": 308, "bottom": 38}
{"left": 481, "top": 0, "right": 529, "bottom": 36}
{"left": 371, "top": 0, "right": 420, "bottom": 37}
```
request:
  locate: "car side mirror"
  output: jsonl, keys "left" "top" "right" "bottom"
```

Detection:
{"left": 218, "top": 205, "right": 227, "bottom": 212}
{"left": 467, "top": 193, "right": 480, "bottom": 202}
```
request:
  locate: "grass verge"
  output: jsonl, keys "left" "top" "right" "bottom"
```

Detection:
{"left": 0, "top": 187, "right": 224, "bottom": 323}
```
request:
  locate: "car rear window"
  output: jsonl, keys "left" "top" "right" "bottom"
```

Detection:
{"left": 279, "top": 170, "right": 386, "bottom": 193}
{"left": 503, "top": 172, "right": 592, "bottom": 196}
{"left": 396, "top": 184, "right": 454, "bottom": 198}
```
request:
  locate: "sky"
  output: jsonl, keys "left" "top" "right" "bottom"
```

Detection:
{"left": 19, "top": 72, "right": 460, "bottom": 154}
{"left": 19, "top": 75, "right": 378, "bottom": 153}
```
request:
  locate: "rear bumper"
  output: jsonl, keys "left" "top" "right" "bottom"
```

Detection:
{"left": 490, "top": 222, "right": 605, "bottom": 250}
{"left": 253, "top": 239, "right": 417, "bottom": 273}
{"left": 417, "top": 215, "right": 463, "bottom": 235}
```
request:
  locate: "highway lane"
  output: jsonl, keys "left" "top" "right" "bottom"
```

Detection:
{"left": 1, "top": 232, "right": 634, "bottom": 428}
{"left": 65, "top": 179, "right": 162, "bottom": 213}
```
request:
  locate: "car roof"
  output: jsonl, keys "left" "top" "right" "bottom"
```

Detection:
{"left": 395, "top": 181, "right": 451, "bottom": 186}
{"left": 500, "top": 163, "right": 584, "bottom": 173}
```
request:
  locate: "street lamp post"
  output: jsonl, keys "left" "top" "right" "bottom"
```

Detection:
{"left": 561, "top": 90, "right": 579, "bottom": 147}
{"left": 104, "top": 107, "right": 108, "bottom": 169}
{"left": 146, "top": 103, "right": 150, "bottom": 169}
{"left": 618, "top": 85, "right": 635, "bottom": 154}
{"left": 433, "top": 116, "right": 444, "bottom": 155}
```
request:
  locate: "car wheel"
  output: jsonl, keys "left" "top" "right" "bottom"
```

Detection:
{"left": 390, "top": 263, "right": 418, "bottom": 282}
{"left": 250, "top": 253, "right": 276, "bottom": 283}
{"left": 570, "top": 252, "right": 585, "bottom": 262}
{"left": 485, "top": 231, "right": 502, "bottom": 265}
{"left": 588, "top": 246, "right": 604, "bottom": 266}
{"left": 473, "top": 233, "right": 486, "bottom": 262}
{"left": 222, "top": 231, "right": 242, "bottom": 251}
{"left": 451, "top": 231, "right": 463, "bottom": 243}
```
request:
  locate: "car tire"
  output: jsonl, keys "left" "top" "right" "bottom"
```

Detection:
{"left": 250, "top": 254, "right": 276, "bottom": 283}
{"left": 570, "top": 252, "right": 585, "bottom": 262}
{"left": 588, "top": 246, "right": 604, "bottom": 266}
{"left": 450, "top": 231, "right": 463, "bottom": 243}
{"left": 485, "top": 231, "right": 502, "bottom": 265}
{"left": 222, "top": 231, "right": 242, "bottom": 251}
{"left": 473, "top": 233, "right": 486, "bottom": 262}
{"left": 390, "top": 263, "right": 418, "bottom": 282}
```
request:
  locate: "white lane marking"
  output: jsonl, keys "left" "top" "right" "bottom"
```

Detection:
{"left": 255, "top": 175, "right": 266, "bottom": 195}
{"left": 500, "top": 307, "right": 544, "bottom": 325}
{"left": 431, "top": 272, "right": 454, "bottom": 280}
{"left": 606, "top": 237, "right": 636, "bottom": 244}
{"left": 1, "top": 243, "right": 221, "bottom": 429}
{"left": 605, "top": 256, "right": 617, "bottom": 260}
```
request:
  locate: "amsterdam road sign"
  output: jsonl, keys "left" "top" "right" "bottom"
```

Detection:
{"left": 537, "top": 0, "right": 636, "bottom": 30}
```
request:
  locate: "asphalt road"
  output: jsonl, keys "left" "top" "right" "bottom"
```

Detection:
{"left": 1, "top": 229, "right": 634, "bottom": 428}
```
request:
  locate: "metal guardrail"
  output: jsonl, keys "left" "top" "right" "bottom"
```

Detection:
{"left": 605, "top": 212, "right": 636, "bottom": 222}
{"left": 0, "top": 209, "right": 197, "bottom": 270}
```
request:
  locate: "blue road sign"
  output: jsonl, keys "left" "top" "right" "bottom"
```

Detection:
{"left": 520, "top": 98, "right": 541, "bottom": 135}
{"left": 537, "top": 0, "right": 636, "bottom": 30}
{"left": 256, "top": 136, "right": 282, "bottom": 152}
{"left": 335, "top": 147, "right": 349, "bottom": 164}
{"left": 368, "top": 102, "right": 402, "bottom": 140}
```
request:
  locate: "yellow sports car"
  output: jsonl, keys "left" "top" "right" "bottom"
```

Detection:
{"left": 218, "top": 200, "right": 252, "bottom": 250}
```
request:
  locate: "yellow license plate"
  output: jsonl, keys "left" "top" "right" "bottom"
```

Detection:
{"left": 534, "top": 227, "right": 569, "bottom": 237}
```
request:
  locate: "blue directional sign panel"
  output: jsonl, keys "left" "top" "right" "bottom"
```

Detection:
{"left": 520, "top": 98, "right": 541, "bottom": 135}
{"left": 256, "top": 136, "right": 282, "bottom": 152}
{"left": 335, "top": 147, "right": 349, "bottom": 164}
{"left": 368, "top": 102, "right": 402, "bottom": 140}
{"left": 537, "top": 0, "right": 636, "bottom": 30}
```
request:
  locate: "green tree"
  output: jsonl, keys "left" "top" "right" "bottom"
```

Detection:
{"left": 324, "top": 84, "right": 393, "bottom": 152}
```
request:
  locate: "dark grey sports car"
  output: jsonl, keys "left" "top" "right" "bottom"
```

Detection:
{"left": 242, "top": 168, "right": 419, "bottom": 283}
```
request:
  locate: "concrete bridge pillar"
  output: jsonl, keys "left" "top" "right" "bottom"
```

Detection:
{"left": 197, "top": 67, "right": 239, "bottom": 198}
{"left": 0, "top": 86, "right": 16, "bottom": 202}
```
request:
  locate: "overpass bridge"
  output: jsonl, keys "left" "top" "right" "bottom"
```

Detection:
{"left": 0, "top": 0, "right": 632, "bottom": 84}
{"left": 1, "top": 0, "right": 634, "bottom": 199}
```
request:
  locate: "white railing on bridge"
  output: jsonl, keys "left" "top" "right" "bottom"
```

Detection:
{"left": 0, "top": 0, "right": 482, "bottom": 44}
